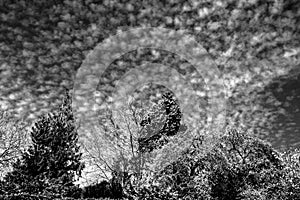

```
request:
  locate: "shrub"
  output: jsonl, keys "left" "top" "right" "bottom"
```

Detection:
{"left": 207, "top": 127, "right": 284, "bottom": 200}
{"left": 133, "top": 126, "right": 297, "bottom": 200}
{"left": 82, "top": 180, "right": 111, "bottom": 199}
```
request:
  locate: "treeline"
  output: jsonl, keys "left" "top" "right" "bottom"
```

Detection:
{"left": 0, "top": 93, "right": 299, "bottom": 200}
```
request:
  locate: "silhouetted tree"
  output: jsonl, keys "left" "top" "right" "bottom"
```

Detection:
{"left": 4, "top": 92, "right": 84, "bottom": 196}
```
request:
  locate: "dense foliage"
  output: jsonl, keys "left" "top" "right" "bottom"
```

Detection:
{"left": 131, "top": 127, "right": 300, "bottom": 200}
{"left": 2, "top": 93, "right": 84, "bottom": 198}
{"left": 81, "top": 180, "right": 110, "bottom": 199}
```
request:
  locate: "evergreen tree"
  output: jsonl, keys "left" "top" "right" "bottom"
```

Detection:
{"left": 4, "top": 91, "right": 84, "bottom": 196}
{"left": 138, "top": 91, "right": 182, "bottom": 153}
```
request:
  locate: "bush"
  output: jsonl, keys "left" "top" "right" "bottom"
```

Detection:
{"left": 81, "top": 176, "right": 125, "bottom": 199}
{"left": 82, "top": 180, "right": 111, "bottom": 199}
{"left": 132, "top": 126, "right": 300, "bottom": 200}
{"left": 207, "top": 128, "right": 283, "bottom": 200}
{"left": 276, "top": 149, "right": 300, "bottom": 199}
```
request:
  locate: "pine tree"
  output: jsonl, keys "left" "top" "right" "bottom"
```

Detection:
{"left": 138, "top": 91, "right": 182, "bottom": 153}
{"left": 4, "top": 91, "right": 84, "bottom": 196}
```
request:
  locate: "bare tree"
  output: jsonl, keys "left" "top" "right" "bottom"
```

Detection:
{"left": 82, "top": 105, "right": 152, "bottom": 188}
{"left": 80, "top": 90, "right": 193, "bottom": 195}
{"left": 0, "top": 111, "right": 28, "bottom": 179}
